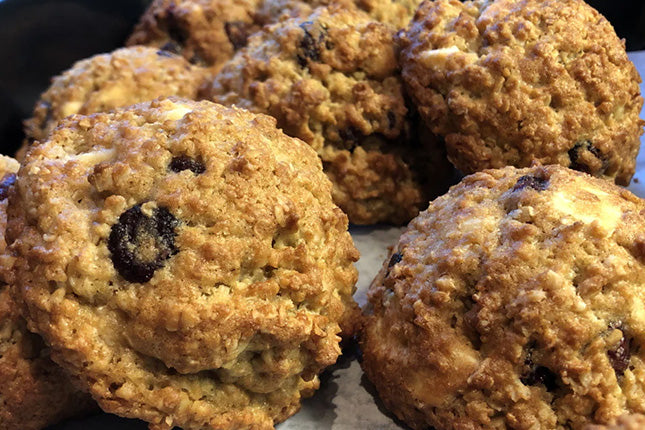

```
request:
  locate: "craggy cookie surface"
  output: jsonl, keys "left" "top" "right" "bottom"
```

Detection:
{"left": 127, "top": 0, "right": 424, "bottom": 72}
{"left": 208, "top": 6, "right": 455, "bottom": 224}
{"left": 9, "top": 98, "right": 359, "bottom": 430}
{"left": 127, "top": 0, "right": 267, "bottom": 70}
{"left": 0, "top": 156, "right": 94, "bottom": 430}
{"left": 362, "top": 165, "right": 645, "bottom": 429}
{"left": 259, "top": 0, "right": 425, "bottom": 30}
{"left": 22, "top": 46, "right": 206, "bottom": 151}
{"left": 400, "top": 0, "right": 644, "bottom": 185}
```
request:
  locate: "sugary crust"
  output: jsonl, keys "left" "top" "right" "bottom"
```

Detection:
{"left": 585, "top": 414, "right": 645, "bottom": 430}
{"left": 362, "top": 165, "right": 645, "bottom": 429}
{"left": 208, "top": 5, "right": 455, "bottom": 224}
{"left": 9, "top": 98, "right": 359, "bottom": 429}
{"left": 400, "top": 0, "right": 644, "bottom": 185}
{"left": 0, "top": 156, "right": 94, "bottom": 430}
{"left": 21, "top": 46, "right": 207, "bottom": 152}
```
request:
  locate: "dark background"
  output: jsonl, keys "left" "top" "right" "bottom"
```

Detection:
{"left": 1, "top": 0, "right": 644, "bottom": 156}
{"left": 0, "top": 0, "right": 151, "bottom": 155}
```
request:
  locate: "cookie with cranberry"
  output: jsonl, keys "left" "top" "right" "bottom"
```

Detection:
{"left": 207, "top": 5, "right": 455, "bottom": 224}
{"left": 127, "top": 0, "right": 424, "bottom": 73}
{"left": 0, "top": 155, "right": 94, "bottom": 430}
{"left": 127, "top": 0, "right": 267, "bottom": 69}
{"left": 400, "top": 0, "right": 644, "bottom": 185}
{"left": 363, "top": 165, "right": 645, "bottom": 429}
{"left": 21, "top": 46, "right": 206, "bottom": 155}
{"left": 8, "top": 98, "right": 359, "bottom": 430}
{"left": 261, "top": 0, "right": 424, "bottom": 28}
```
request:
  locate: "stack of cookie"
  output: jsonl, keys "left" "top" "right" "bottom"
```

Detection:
{"left": 2, "top": 0, "right": 645, "bottom": 429}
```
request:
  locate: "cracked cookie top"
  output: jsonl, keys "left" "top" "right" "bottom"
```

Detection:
{"left": 207, "top": 5, "right": 456, "bottom": 224}
{"left": 400, "top": 0, "right": 644, "bottom": 185}
{"left": 362, "top": 165, "right": 645, "bottom": 430}
{"left": 9, "top": 98, "right": 359, "bottom": 430}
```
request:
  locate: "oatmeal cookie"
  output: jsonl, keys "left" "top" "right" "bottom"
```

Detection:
{"left": 21, "top": 46, "right": 207, "bottom": 154}
{"left": 127, "top": 0, "right": 268, "bottom": 70}
{"left": 127, "top": 0, "right": 423, "bottom": 72}
{"left": 0, "top": 156, "right": 94, "bottom": 430}
{"left": 208, "top": 5, "right": 455, "bottom": 224}
{"left": 260, "top": 0, "right": 423, "bottom": 28}
{"left": 400, "top": 0, "right": 644, "bottom": 185}
{"left": 585, "top": 414, "right": 645, "bottom": 430}
{"left": 362, "top": 165, "right": 645, "bottom": 429}
{"left": 9, "top": 98, "right": 359, "bottom": 430}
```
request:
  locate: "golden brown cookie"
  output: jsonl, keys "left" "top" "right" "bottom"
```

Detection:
{"left": 585, "top": 414, "right": 645, "bottom": 430}
{"left": 21, "top": 46, "right": 207, "bottom": 156}
{"left": 400, "top": 0, "right": 644, "bottom": 185}
{"left": 207, "top": 5, "right": 456, "bottom": 225}
{"left": 362, "top": 165, "right": 645, "bottom": 429}
{"left": 0, "top": 155, "right": 94, "bottom": 430}
{"left": 127, "top": 0, "right": 423, "bottom": 72}
{"left": 127, "top": 0, "right": 268, "bottom": 70}
{"left": 9, "top": 98, "right": 359, "bottom": 430}
{"left": 255, "top": 0, "right": 420, "bottom": 33}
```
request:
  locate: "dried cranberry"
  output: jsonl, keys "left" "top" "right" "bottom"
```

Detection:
{"left": 296, "top": 21, "right": 327, "bottom": 68}
{"left": 169, "top": 156, "right": 205, "bottom": 174}
{"left": 0, "top": 173, "right": 16, "bottom": 200}
{"left": 388, "top": 252, "right": 403, "bottom": 268}
{"left": 513, "top": 175, "right": 549, "bottom": 192}
{"left": 607, "top": 323, "right": 631, "bottom": 376}
{"left": 521, "top": 345, "right": 558, "bottom": 391}
{"left": 108, "top": 205, "right": 179, "bottom": 283}
{"left": 568, "top": 140, "right": 606, "bottom": 175}
{"left": 225, "top": 21, "right": 251, "bottom": 51}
